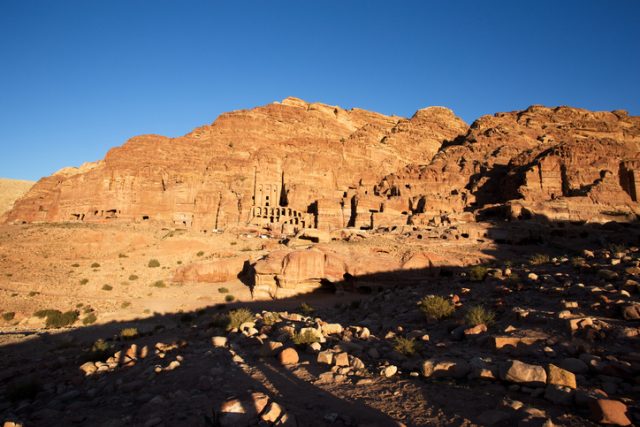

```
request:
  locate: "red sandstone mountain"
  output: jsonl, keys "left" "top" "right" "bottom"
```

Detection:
{"left": 5, "top": 99, "right": 640, "bottom": 230}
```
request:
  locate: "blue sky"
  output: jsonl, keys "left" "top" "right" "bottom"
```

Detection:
{"left": 1, "top": 1, "right": 639, "bottom": 181}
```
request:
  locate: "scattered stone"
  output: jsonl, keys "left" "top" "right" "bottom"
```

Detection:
{"left": 547, "top": 364, "right": 576, "bottom": 389}
{"left": 211, "top": 336, "right": 227, "bottom": 347}
{"left": 499, "top": 360, "right": 547, "bottom": 386}
{"left": 589, "top": 399, "right": 631, "bottom": 426}
{"left": 259, "top": 341, "right": 284, "bottom": 357}
{"left": 621, "top": 304, "right": 640, "bottom": 320}
{"left": 383, "top": 365, "right": 398, "bottom": 378}
{"left": 334, "top": 352, "right": 349, "bottom": 367}
{"left": 317, "top": 351, "right": 333, "bottom": 365}
{"left": 79, "top": 361, "right": 97, "bottom": 376}
{"left": 544, "top": 385, "right": 574, "bottom": 405}
{"left": 278, "top": 348, "right": 299, "bottom": 365}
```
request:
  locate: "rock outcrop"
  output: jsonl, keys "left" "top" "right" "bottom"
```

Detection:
{"left": 5, "top": 101, "right": 640, "bottom": 229}
{"left": 4, "top": 98, "right": 466, "bottom": 233}
{"left": 376, "top": 106, "right": 640, "bottom": 223}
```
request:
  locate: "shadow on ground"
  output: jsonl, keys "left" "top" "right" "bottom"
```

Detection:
{"left": 1, "top": 218, "right": 640, "bottom": 426}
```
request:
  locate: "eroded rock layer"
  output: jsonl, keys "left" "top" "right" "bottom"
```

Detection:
{"left": 5, "top": 101, "right": 640, "bottom": 230}
{"left": 5, "top": 98, "right": 466, "bottom": 232}
{"left": 376, "top": 106, "right": 640, "bottom": 224}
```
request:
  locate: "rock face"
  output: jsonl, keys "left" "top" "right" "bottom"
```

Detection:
{"left": 5, "top": 100, "right": 640, "bottom": 229}
{"left": 376, "top": 106, "right": 640, "bottom": 223}
{"left": 4, "top": 98, "right": 466, "bottom": 232}
{"left": 0, "top": 178, "right": 34, "bottom": 219}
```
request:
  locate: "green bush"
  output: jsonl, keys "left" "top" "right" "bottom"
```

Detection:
{"left": 291, "top": 329, "right": 321, "bottom": 346}
{"left": 418, "top": 296, "right": 455, "bottom": 321}
{"left": 262, "top": 311, "right": 281, "bottom": 326}
{"left": 298, "top": 302, "right": 315, "bottom": 316}
{"left": 28, "top": 291, "right": 39, "bottom": 297}
{"left": 465, "top": 305, "right": 495, "bottom": 326}
{"left": 79, "top": 278, "right": 89, "bottom": 285}
{"left": 128, "top": 274, "right": 139, "bottom": 281}
{"left": 393, "top": 336, "right": 419, "bottom": 356}
{"left": 218, "top": 287, "right": 229, "bottom": 294}
{"left": 468, "top": 265, "right": 488, "bottom": 282}
{"left": 86, "top": 338, "right": 113, "bottom": 362}
{"left": 151, "top": 280, "right": 166, "bottom": 288}
{"left": 2, "top": 312, "right": 15, "bottom": 321}
{"left": 71, "top": 263, "right": 80, "bottom": 267}
{"left": 225, "top": 294, "right": 236, "bottom": 302}
{"left": 529, "top": 253, "right": 550, "bottom": 265}
{"left": 118, "top": 253, "right": 128, "bottom": 258}
{"left": 228, "top": 308, "right": 253, "bottom": 330}
{"left": 120, "top": 327, "right": 139, "bottom": 339}
{"left": 91, "top": 262, "right": 100, "bottom": 268}
{"left": 196, "top": 251, "right": 205, "bottom": 257}
{"left": 148, "top": 259, "right": 160, "bottom": 268}
{"left": 35, "top": 309, "right": 79, "bottom": 328}
{"left": 82, "top": 313, "right": 97, "bottom": 325}
{"left": 102, "top": 284, "right": 113, "bottom": 291}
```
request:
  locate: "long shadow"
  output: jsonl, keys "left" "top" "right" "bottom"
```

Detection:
{"left": 1, "top": 217, "right": 640, "bottom": 426}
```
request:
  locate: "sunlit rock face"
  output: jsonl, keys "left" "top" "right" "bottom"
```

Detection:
{"left": 5, "top": 97, "right": 467, "bottom": 232}
{"left": 6, "top": 100, "right": 640, "bottom": 230}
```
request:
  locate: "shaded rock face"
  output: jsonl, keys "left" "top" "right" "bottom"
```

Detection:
{"left": 6, "top": 101, "right": 640, "bottom": 230}
{"left": 5, "top": 98, "right": 466, "bottom": 232}
{"left": 376, "top": 106, "right": 640, "bottom": 223}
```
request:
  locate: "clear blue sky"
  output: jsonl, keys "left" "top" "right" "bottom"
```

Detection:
{"left": 1, "top": 1, "right": 639, "bottom": 181}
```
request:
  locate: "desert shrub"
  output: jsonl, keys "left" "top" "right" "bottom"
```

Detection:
{"left": 102, "top": 284, "right": 113, "bottom": 291}
{"left": 393, "top": 336, "right": 419, "bottom": 356}
{"left": 151, "top": 280, "right": 166, "bottom": 288}
{"left": 196, "top": 251, "right": 205, "bottom": 257}
{"left": 177, "top": 260, "right": 182, "bottom": 265}
{"left": 85, "top": 338, "right": 113, "bottom": 362}
{"left": 298, "top": 302, "right": 315, "bottom": 316}
{"left": 218, "top": 287, "right": 229, "bottom": 294}
{"left": 2, "top": 312, "right": 15, "bottom": 321}
{"left": 225, "top": 294, "right": 236, "bottom": 302}
{"left": 211, "top": 313, "right": 230, "bottom": 329}
{"left": 28, "top": 291, "right": 40, "bottom": 297}
{"left": 230, "top": 241, "right": 237, "bottom": 246}
{"left": 79, "top": 278, "right": 89, "bottom": 285}
{"left": 262, "top": 311, "right": 281, "bottom": 326}
{"left": 91, "top": 262, "right": 100, "bottom": 268}
{"left": 291, "top": 329, "right": 320, "bottom": 346}
{"left": 118, "top": 253, "right": 128, "bottom": 258}
{"left": 465, "top": 305, "right": 496, "bottom": 326}
{"left": 240, "top": 247, "right": 252, "bottom": 252}
{"left": 529, "top": 253, "right": 550, "bottom": 265}
{"left": 418, "top": 295, "right": 455, "bottom": 321}
{"left": 468, "top": 265, "right": 488, "bottom": 282}
{"left": 120, "top": 327, "right": 139, "bottom": 339}
{"left": 121, "top": 301, "right": 131, "bottom": 308}
{"left": 35, "top": 309, "right": 79, "bottom": 328}
{"left": 148, "top": 259, "right": 160, "bottom": 268}
{"left": 228, "top": 308, "right": 253, "bottom": 330}
{"left": 71, "top": 263, "right": 80, "bottom": 267}
{"left": 6, "top": 378, "right": 41, "bottom": 402}
{"left": 82, "top": 313, "right": 97, "bottom": 325}
{"left": 128, "top": 274, "right": 139, "bottom": 281}
{"left": 76, "top": 303, "right": 84, "bottom": 308}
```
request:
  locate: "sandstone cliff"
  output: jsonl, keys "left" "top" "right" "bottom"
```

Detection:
{"left": 5, "top": 97, "right": 467, "bottom": 231}
{"left": 5, "top": 101, "right": 640, "bottom": 230}
{"left": 376, "top": 106, "right": 640, "bottom": 224}
{"left": 0, "top": 178, "right": 34, "bottom": 219}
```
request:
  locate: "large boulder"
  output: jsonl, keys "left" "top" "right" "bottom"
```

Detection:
{"left": 173, "top": 257, "right": 247, "bottom": 283}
